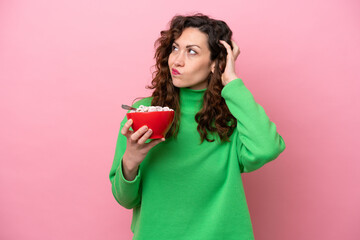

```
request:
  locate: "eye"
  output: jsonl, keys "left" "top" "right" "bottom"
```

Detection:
{"left": 171, "top": 45, "right": 197, "bottom": 55}
{"left": 189, "top": 49, "right": 197, "bottom": 55}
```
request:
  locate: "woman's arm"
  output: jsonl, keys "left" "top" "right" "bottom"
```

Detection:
{"left": 122, "top": 154, "right": 140, "bottom": 181}
{"left": 109, "top": 115, "right": 142, "bottom": 209}
{"left": 221, "top": 78, "right": 286, "bottom": 173}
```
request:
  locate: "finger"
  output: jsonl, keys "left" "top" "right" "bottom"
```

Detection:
{"left": 121, "top": 119, "right": 134, "bottom": 137}
{"left": 231, "top": 40, "right": 241, "bottom": 59}
{"left": 130, "top": 125, "right": 149, "bottom": 142}
{"left": 137, "top": 128, "right": 153, "bottom": 145}
{"left": 219, "top": 40, "right": 234, "bottom": 60}
{"left": 145, "top": 138, "right": 165, "bottom": 150}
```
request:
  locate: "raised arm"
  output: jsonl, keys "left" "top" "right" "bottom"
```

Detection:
{"left": 221, "top": 78, "right": 286, "bottom": 173}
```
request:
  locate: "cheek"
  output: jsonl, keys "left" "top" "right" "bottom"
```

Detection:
{"left": 192, "top": 61, "right": 211, "bottom": 74}
{"left": 168, "top": 54, "right": 174, "bottom": 66}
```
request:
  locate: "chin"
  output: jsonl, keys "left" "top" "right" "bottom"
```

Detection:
{"left": 171, "top": 78, "right": 184, "bottom": 88}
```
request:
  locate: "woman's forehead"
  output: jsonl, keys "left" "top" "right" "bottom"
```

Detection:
{"left": 175, "top": 28, "right": 208, "bottom": 47}
{"left": 174, "top": 28, "right": 209, "bottom": 51}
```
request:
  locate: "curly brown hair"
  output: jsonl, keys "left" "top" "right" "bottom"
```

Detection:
{"left": 139, "top": 13, "right": 237, "bottom": 143}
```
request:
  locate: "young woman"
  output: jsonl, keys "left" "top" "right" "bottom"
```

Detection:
{"left": 109, "top": 13, "right": 286, "bottom": 240}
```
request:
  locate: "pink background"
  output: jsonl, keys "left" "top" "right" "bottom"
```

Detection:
{"left": 1, "top": 0, "right": 359, "bottom": 239}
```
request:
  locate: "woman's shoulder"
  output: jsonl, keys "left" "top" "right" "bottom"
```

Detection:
{"left": 131, "top": 96, "right": 153, "bottom": 108}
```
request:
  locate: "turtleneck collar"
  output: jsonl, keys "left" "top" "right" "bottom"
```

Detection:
{"left": 179, "top": 87, "right": 206, "bottom": 112}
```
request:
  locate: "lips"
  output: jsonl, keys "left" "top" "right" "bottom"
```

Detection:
{"left": 172, "top": 68, "right": 180, "bottom": 75}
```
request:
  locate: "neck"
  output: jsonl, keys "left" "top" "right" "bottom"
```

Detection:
{"left": 179, "top": 87, "right": 206, "bottom": 113}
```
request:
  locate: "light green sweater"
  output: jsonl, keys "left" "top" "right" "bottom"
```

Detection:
{"left": 109, "top": 78, "right": 286, "bottom": 239}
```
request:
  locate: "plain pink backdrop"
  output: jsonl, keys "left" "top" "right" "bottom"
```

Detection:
{"left": 0, "top": 0, "right": 359, "bottom": 239}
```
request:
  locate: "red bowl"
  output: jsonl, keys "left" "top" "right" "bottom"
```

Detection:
{"left": 126, "top": 111, "right": 175, "bottom": 139}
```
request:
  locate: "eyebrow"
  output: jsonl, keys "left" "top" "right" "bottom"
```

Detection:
{"left": 173, "top": 41, "right": 201, "bottom": 49}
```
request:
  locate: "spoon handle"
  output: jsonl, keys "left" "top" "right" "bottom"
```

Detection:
{"left": 122, "top": 104, "right": 137, "bottom": 111}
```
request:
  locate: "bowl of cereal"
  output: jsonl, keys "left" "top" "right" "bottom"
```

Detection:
{"left": 126, "top": 105, "right": 175, "bottom": 139}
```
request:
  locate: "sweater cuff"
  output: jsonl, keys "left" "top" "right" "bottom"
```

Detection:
{"left": 118, "top": 158, "right": 141, "bottom": 184}
{"left": 221, "top": 78, "right": 245, "bottom": 98}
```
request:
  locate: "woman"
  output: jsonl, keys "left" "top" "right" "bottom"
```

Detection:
{"left": 109, "top": 13, "right": 286, "bottom": 239}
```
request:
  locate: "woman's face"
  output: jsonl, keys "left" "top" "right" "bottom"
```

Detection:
{"left": 168, "top": 27, "right": 215, "bottom": 90}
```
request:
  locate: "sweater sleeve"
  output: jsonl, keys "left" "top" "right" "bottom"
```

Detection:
{"left": 221, "top": 78, "right": 286, "bottom": 173}
{"left": 109, "top": 114, "right": 142, "bottom": 209}
{"left": 109, "top": 97, "right": 153, "bottom": 209}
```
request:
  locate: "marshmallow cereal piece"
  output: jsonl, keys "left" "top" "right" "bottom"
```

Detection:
{"left": 148, "top": 106, "right": 157, "bottom": 112}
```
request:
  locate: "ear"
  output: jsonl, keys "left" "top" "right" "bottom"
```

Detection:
{"left": 211, "top": 61, "right": 215, "bottom": 74}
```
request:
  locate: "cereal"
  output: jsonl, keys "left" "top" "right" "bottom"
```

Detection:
{"left": 130, "top": 105, "right": 174, "bottom": 113}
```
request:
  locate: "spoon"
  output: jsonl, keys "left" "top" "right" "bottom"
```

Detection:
{"left": 122, "top": 104, "right": 137, "bottom": 111}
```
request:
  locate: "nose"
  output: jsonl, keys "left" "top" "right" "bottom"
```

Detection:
{"left": 173, "top": 51, "right": 185, "bottom": 67}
